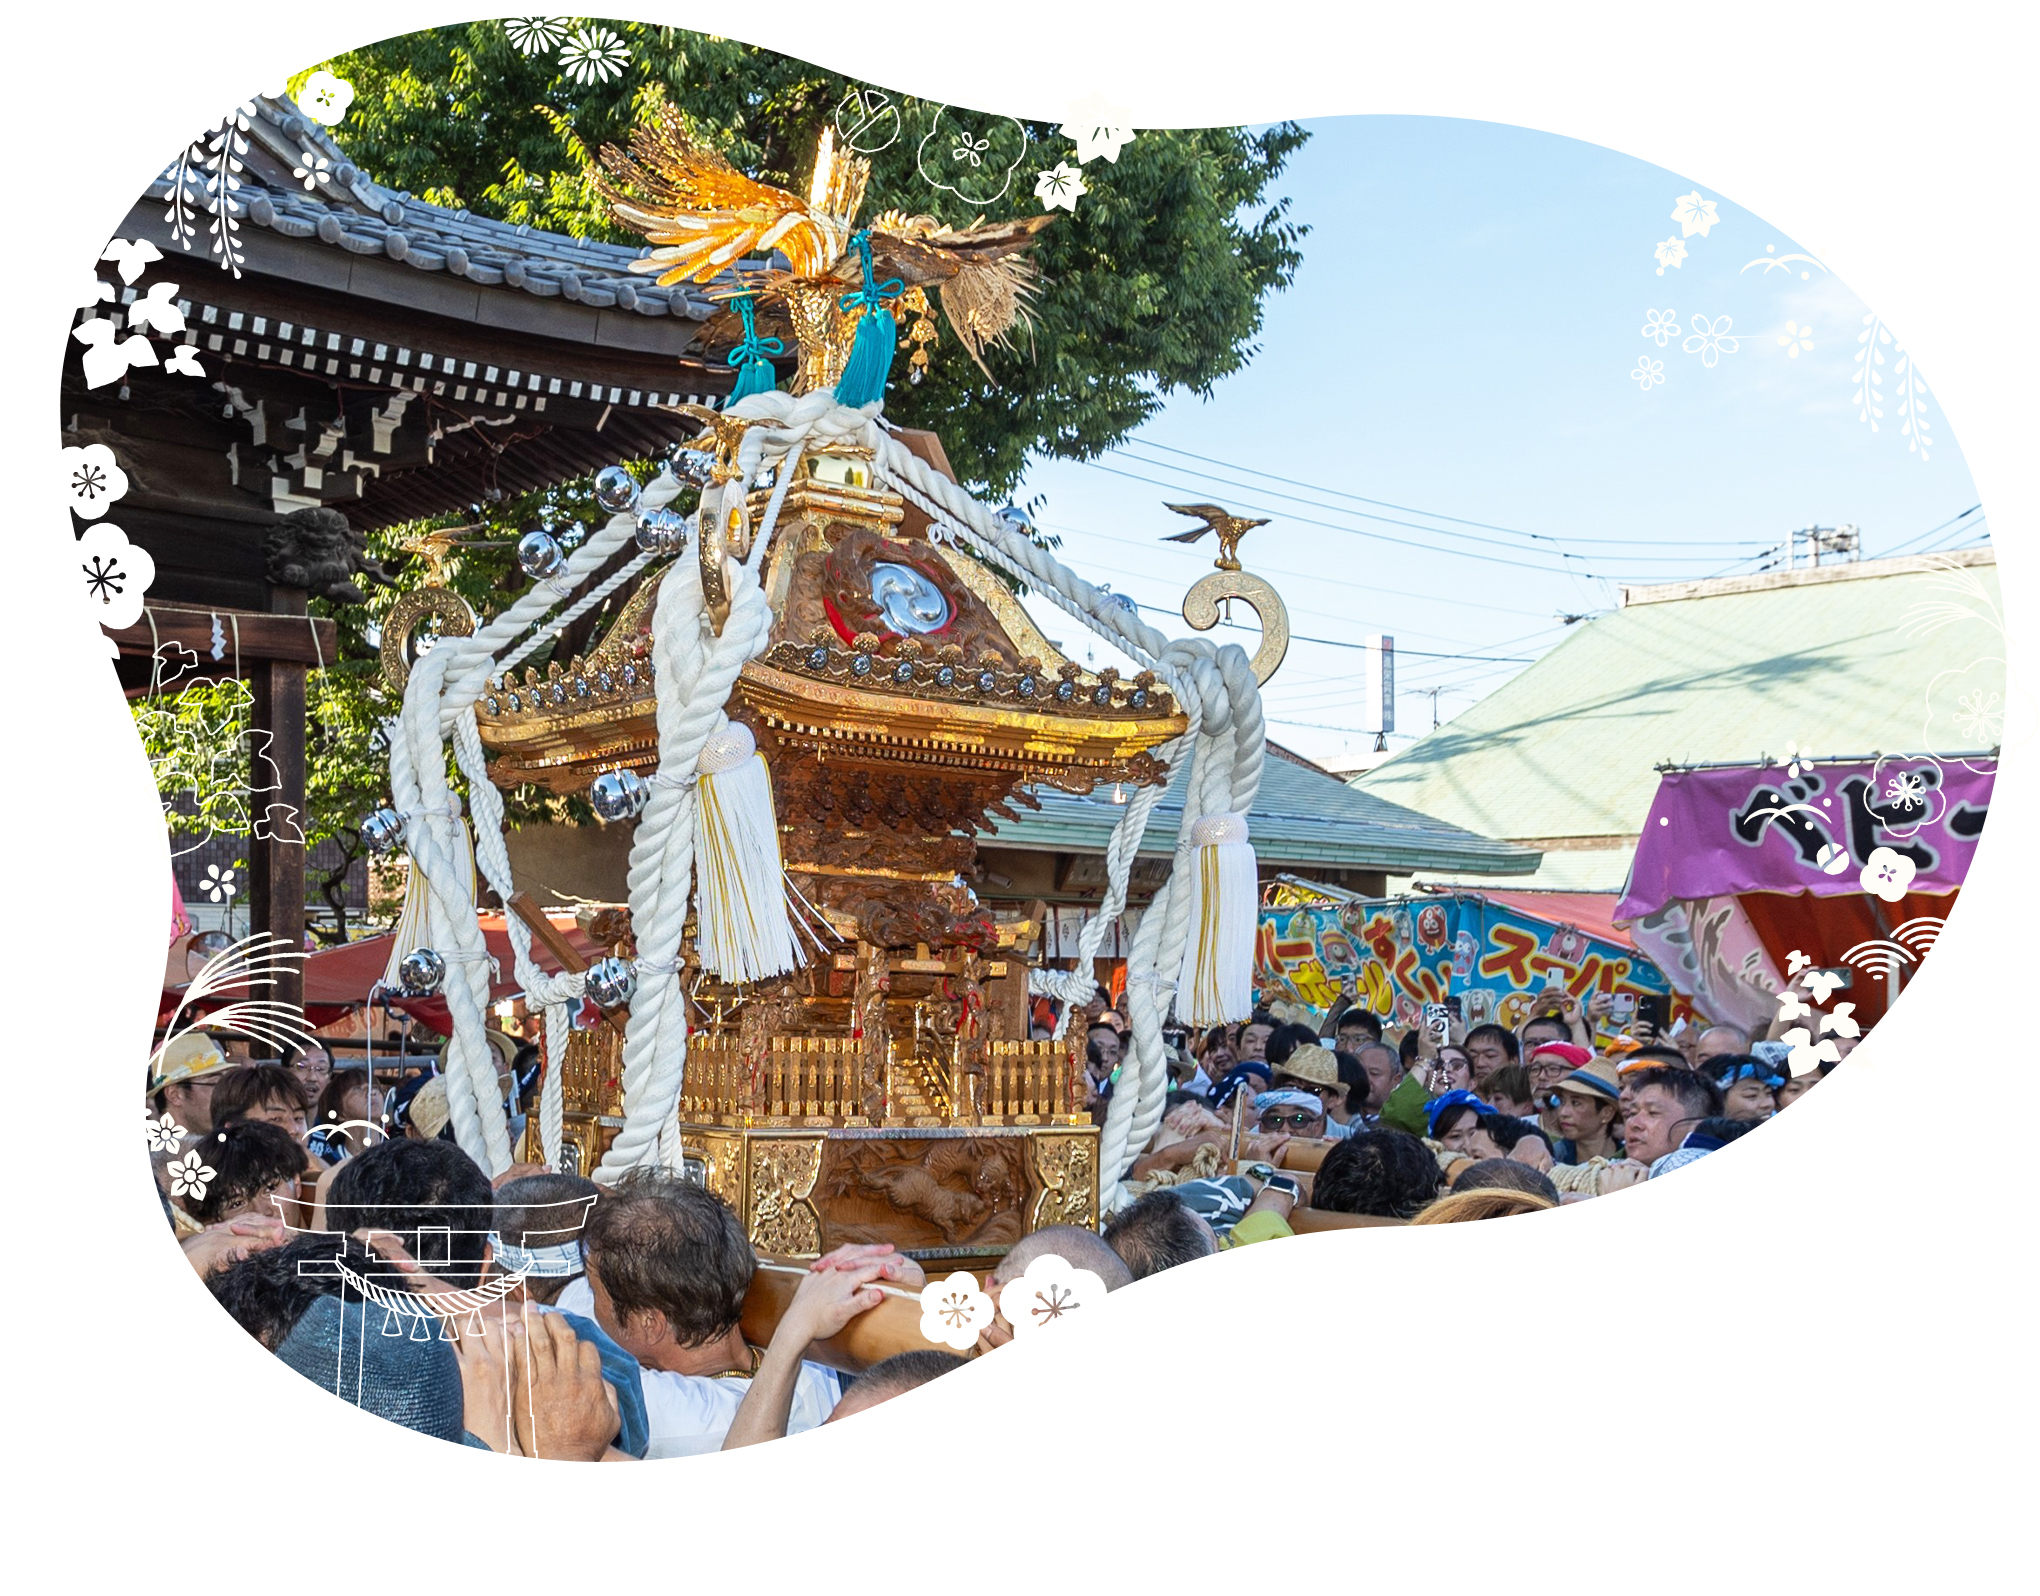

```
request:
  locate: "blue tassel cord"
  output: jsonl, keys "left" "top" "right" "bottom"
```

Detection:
{"left": 833, "top": 231, "right": 904, "bottom": 408}
{"left": 726, "top": 294, "right": 783, "bottom": 402}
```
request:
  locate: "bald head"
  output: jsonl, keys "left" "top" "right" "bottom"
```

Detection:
{"left": 1695, "top": 1024, "right": 1751, "bottom": 1063}
{"left": 827, "top": 1349, "right": 967, "bottom": 1423}
{"left": 988, "top": 1225, "right": 1134, "bottom": 1294}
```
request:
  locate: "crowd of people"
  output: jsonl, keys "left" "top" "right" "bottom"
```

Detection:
{"left": 149, "top": 976, "right": 1857, "bottom": 1458}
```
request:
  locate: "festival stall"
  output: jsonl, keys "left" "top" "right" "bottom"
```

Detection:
{"left": 1255, "top": 887, "right": 1684, "bottom": 1032}
{"left": 1614, "top": 756, "right": 1992, "bottom": 1027}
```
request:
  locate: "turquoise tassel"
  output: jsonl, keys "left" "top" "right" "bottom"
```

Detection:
{"left": 725, "top": 293, "right": 783, "bottom": 403}
{"left": 833, "top": 231, "right": 903, "bottom": 409}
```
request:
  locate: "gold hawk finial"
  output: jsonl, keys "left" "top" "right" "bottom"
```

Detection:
{"left": 1161, "top": 502, "right": 1272, "bottom": 573}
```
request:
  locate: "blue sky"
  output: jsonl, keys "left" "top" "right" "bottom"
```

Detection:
{"left": 1013, "top": 114, "right": 1985, "bottom": 769}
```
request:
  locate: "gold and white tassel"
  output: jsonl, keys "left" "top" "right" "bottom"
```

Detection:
{"left": 693, "top": 720, "right": 802, "bottom": 982}
{"left": 1174, "top": 811, "right": 1258, "bottom": 1026}
{"left": 382, "top": 814, "right": 476, "bottom": 990}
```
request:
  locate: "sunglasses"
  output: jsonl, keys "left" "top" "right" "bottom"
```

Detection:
{"left": 1258, "top": 1111, "right": 1323, "bottom": 1131}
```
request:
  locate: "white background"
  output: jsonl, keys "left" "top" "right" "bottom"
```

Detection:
{"left": 8, "top": 2, "right": 2031, "bottom": 1586}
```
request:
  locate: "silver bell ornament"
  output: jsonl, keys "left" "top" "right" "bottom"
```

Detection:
{"left": 668, "top": 446, "right": 715, "bottom": 487}
{"left": 589, "top": 768, "right": 650, "bottom": 822}
{"left": 517, "top": 529, "right": 566, "bottom": 581}
{"left": 633, "top": 506, "right": 691, "bottom": 557}
{"left": 592, "top": 464, "right": 642, "bottom": 515}
{"left": 361, "top": 807, "right": 407, "bottom": 855}
{"left": 398, "top": 947, "right": 446, "bottom": 996}
{"left": 585, "top": 956, "right": 638, "bottom": 1009}
{"left": 993, "top": 504, "right": 1035, "bottom": 539}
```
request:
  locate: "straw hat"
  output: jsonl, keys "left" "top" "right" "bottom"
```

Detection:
{"left": 1273, "top": 1042, "right": 1341, "bottom": 1089}
{"left": 409, "top": 1076, "right": 451, "bottom": 1140}
{"left": 1551, "top": 1055, "right": 1624, "bottom": 1105}
{"left": 149, "top": 1032, "right": 230, "bottom": 1094}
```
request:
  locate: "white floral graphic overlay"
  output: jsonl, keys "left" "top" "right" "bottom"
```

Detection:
{"left": 1883, "top": 770, "right": 1929, "bottom": 812}
{"left": 1641, "top": 308, "right": 1680, "bottom": 346}
{"left": 291, "top": 149, "right": 334, "bottom": 191}
{"left": 916, "top": 108, "right": 1028, "bottom": 207}
{"left": 298, "top": 70, "right": 355, "bottom": 126}
{"left": 100, "top": 238, "right": 164, "bottom": 284}
{"left": 1035, "top": 161, "right": 1089, "bottom": 214}
{"left": 167, "top": 1149, "right": 217, "bottom": 1201}
{"left": 997, "top": 1253, "right": 1107, "bottom": 1340}
{"left": 1784, "top": 739, "right": 1814, "bottom": 779}
{"left": 1782, "top": 1026, "right": 1841, "bottom": 1077}
{"left": 1786, "top": 949, "right": 1813, "bottom": 976}
{"left": 1800, "top": 967, "right": 1847, "bottom": 1004}
{"left": 145, "top": 1113, "right": 189, "bottom": 1153}
{"left": 1670, "top": 191, "right": 1720, "bottom": 238}
{"left": 919, "top": 1271, "right": 995, "bottom": 1351}
{"left": 1654, "top": 237, "right": 1688, "bottom": 276}
{"left": 505, "top": 17, "right": 570, "bottom": 54}
{"left": 77, "top": 522, "right": 156, "bottom": 635}
{"left": 166, "top": 345, "right": 206, "bottom": 377}
{"left": 1061, "top": 95, "right": 1135, "bottom": 164}
{"left": 72, "top": 317, "right": 161, "bottom": 390}
{"left": 1631, "top": 356, "right": 1664, "bottom": 391}
{"left": 560, "top": 26, "right": 630, "bottom": 84}
{"left": 1820, "top": 1002, "right": 1862, "bottom": 1040}
{"left": 1815, "top": 841, "right": 1851, "bottom": 876}
{"left": 1681, "top": 314, "right": 1740, "bottom": 367}
{"left": 63, "top": 444, "right": 129, "bottom": 519}
{"left": 1952, "top": 689, "right": 2004, "bottom": 744}
{"left": 1775, "top": 988, "right": 1813, "bottom": 1024}
{"left": 1778, "top": 320, "right": 1814, "bottom": 358}
{"left": 126, "top": 281, "right": 189, "bottom": 338}
{"left": 834, "top": 86, "right": 901, "bottom": 155}
{"left": 1859, "top": 847, "right": 1918, "bottom": 904}
{"left": 203, "top": 864, "right": 238, "bottom": 903}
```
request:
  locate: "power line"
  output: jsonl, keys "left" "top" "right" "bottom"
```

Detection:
{"left": 1124, "top": 440, "right": 1780, "bottom": 549}
{"left": 1878, "top": 505, "right": 1984, "bottom": 559}
{"left": 1124, "top": 600, "right": 1538, "bottom": 662}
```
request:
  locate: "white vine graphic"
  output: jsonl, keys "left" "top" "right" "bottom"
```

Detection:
{"left": 166, "top": 102, "right": 255, "bottom": 277}
{"left": 1854, "top": 314, "right": 1932, "bottom": 461}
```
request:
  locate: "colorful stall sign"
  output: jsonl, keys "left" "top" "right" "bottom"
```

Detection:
{"left": 1255, "top": 894, "right": 1682, "bottom": 1034}
{"left": 1617, "top": 758, "right": 1993, "bottom": 921}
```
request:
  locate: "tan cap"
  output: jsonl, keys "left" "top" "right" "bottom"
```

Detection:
{"left": 149, "top": 1032, "right": 230, "bottom": 1094}
{"left": 409, "top": 1076, "right": 451, "bottom": 1139}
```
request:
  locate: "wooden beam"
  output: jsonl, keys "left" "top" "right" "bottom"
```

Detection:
{"left": 506, "top": 891, "right": 629, "bottom": 1034}
{"left": 247, "top": 585, "right": 309, "bottom": 1010}
{"left": 109, "top": 605, "right": 336, "bottom": 668}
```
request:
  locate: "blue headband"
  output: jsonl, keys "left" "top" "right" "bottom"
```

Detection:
{"left": 488, "top": 1235, "right": 585, "bottom": 1278}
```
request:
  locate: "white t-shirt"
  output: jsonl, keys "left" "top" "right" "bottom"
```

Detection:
{"left": 556, "top": 1277, "right": 842, "bottom": 1458}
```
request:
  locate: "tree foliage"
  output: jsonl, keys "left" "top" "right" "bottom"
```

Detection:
{"left": 307, "top": 17, "right": 1308, "bottom": 496}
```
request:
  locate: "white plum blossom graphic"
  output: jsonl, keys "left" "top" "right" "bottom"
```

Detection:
{"left": 63, "top": 443, "right": 129, "bottom": 519}
{"left": 1784, "top": 740, "right": 1814, "bottom": 779}
{"left": 997, "top": 1252, "right": 1107, "bottom": 1340}
{"left": 919, "top": 1271, "right": 995, "bottom": 1351}
{"left": 1671, "top": 191, "right": 1720, "bottom": 237}
{"left": 1641, "top": 309, "right": 1681, "bottom": 346}
{"left": 1884, "top": 771, "right": 1928, "bottom": 811}
{"left": 298, "top": 70, "right": 355, "bottom": 126}
{"left": 559, "top": 26, "right": 630, "bottom": 85}
{"left": 1682, "top": 314, "right": 1740, "bottom": 367}
{"left": 1953, "top": 689, "right": 2004, "bottom": 744}
{"left": 145, "top": 1113, "right": 189, "bottom": 1153}
{"left": 290, "top": 149, "right": 334, "bottom": 190}
{"left": 1631, "top": 357, "right": 1665, "bottom": 390}
{"left": 99, "top": 237, "right": 164, "bottom": 284}
{"left": 203, "top": 863, "right": 238, "bottom": 903}
{"left": 917, "top": 108, "right": 1028, "bottom": 206}
{"left": 1778, "top": 321, "right": 1814, "bottom": 357}
{"left": 1653, "top": 237, "right": 1688, "bottom": 275}
{"left": 1035, "top": 161, "right": 1088, "bottom": 214}
{"left": 77, "top": 522, "right": 156, "bottom": 637}
{"left": 505, "top": 16, "right": 570, "bottom": 54}
{"left": 1820, "top": 1002, "right": 1862, "bottom": 1040}
{"left": 1782, "top": 1026, "right": 1841, "bottom": 1077}
{"left": 167, "top": 1149, "right": 217, "bottom": 1201}
{"left": 1859, "top": 847, "right": 1918, "bottom": 904}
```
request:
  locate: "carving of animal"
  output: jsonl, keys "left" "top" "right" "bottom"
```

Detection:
{"left": 1162, "top": 501, "right": 1271, "bottom": 572}
{"left": 853, "top": 1163, "right": 989, "bottom": 1239}
{"left": 264, "top": 507, "right": 396, "bottom": 604}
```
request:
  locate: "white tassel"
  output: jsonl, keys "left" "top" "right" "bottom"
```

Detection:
{"left": 693, "top": 720, "right": 803, "bottom": 982}
{"left": 382, "top": 819, "right": 476, "bottom": 990}
{"left": 1174, "top": 811, "right": 1258, "bottom": 1026}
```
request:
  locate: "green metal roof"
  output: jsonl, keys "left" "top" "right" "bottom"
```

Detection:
{"left": 1356, "top": 552, "right": 2003, "bottom": 845}
{"left": 991, "top": 748, "right": 1544, "bottom": 875}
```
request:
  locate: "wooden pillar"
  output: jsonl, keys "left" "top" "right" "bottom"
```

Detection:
{"left": 248, "top": 584, "right": 309, "bottom": 1011}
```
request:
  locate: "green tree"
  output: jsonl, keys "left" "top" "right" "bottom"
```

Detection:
{"left": 305, "top": 18, "right": 1307, "bottom": 497}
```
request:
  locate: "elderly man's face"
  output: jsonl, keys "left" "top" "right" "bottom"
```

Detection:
{"left": 1695, "top": 1028, "right": 1748, "bottom": 1064}
{"left": 1359, "top": 1048, "right": 1402, "bottom": 1111}
{"left": 1237, "top": 1024, "right": 1274, "bottom": 1063}
{"left": 1258, "top": 1102, "right": 1326, "bottom": 1137}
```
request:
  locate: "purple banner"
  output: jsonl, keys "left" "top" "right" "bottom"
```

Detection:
{"left": 1617, "top": 758, "right": 1993, "bottom": 920}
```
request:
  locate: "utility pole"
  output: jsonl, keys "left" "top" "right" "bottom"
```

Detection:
{"left": 1421, "top": 686, "right": 1444, "bottom": 729}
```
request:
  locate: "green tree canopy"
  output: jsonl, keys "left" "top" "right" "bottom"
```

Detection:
{"left": 307, "top": 18, "right": 1307, "bottom": 496}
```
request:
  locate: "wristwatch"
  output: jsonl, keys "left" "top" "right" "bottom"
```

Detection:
{"left": 1242, "top": 1160, "right": 1277, "bottom": 1183}
{"left": 1264, "top": 1174, "right": 1303, "bottom": 1204}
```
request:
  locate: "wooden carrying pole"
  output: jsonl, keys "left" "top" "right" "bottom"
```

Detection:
{"left": 740, "top": 1260, "right": 939, "bottom": 1375}
{"left": 506, "top": 891, "right": 629, "bottom": 1035}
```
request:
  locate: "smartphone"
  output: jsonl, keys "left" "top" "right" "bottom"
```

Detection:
{"left": 1444, "top": 995, "right": 1463, "bottom": 1020}
{"left": 1639, "top": 993, "right": 1670, "bottom": 1032}
{"left": 1422, "top": 1001, "right": 1450, "bottom": 1036}
{"left": 1609, "top": 992, "right": 1638, "bottom": 1026}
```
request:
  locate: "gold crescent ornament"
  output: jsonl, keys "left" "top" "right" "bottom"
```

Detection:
{"left": 379, "top": 587, "right": 478, "bottom": 692}
{"left": 1181, "top": 570, "right": 1290, "bottom": 686}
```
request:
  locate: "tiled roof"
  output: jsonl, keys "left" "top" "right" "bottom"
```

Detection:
{"left": 991, "top": 744, "right": 1544, "bottom": 876}
{"left": 147, "top": 93, "right": 720, "bottom": 322}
